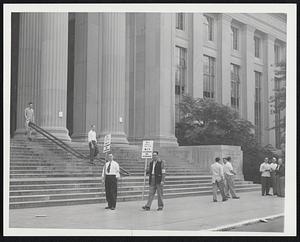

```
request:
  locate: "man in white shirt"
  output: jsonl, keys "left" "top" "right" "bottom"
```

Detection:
{"left": 269, "top": 157, "right": 278, "bottom": 196}
{"left": 102, "top": 153, "right": 120, "bottom": 210}
{"left": 223, "top": 157, "right": 240, "bottom": 199}
{"left": 210, "top": 157, "right": 227, "bottom": 202}
{"left": 24, "top": 102, "right": 35, "bottom": 141}
{"left": 259, "top": 157, "right": 271, "bottom": 196}
{"left": 88, "top": 125, "right": 98, "bottom": 164}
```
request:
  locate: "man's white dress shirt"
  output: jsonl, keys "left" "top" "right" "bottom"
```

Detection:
{"left": 102, "top": 160, "right": 120, "bottom": 178}
{"left": 88, "top": 130, "right": 97, "bottom": 143}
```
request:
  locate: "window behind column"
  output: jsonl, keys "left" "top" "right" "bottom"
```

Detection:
{"left": 230, "top": 64, "right": 240, "bottom": 111}
{"left": 204, "top": 15, "right": 214, "bottom": 41}
{"left": 254, "top": 71, "right": 262, "bottom": 144}
{"left": 231, "top": 26, "right": 239, "bottom": 51}
{"left": 203, "top": 55, "right": 215, "bottom": 99}
{"left": 254, "top": 36, "right": 261, "bottom": 58}
{"left": 176, "top": 13, "right": 184, "bottom": 31}
{"left": 274, "top": 44, "right": 280, "bottom": 65}
{"left": 175, "top": 46, "right": 187, "bottom": 122}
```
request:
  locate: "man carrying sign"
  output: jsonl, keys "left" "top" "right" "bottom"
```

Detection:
{"left": 142, "top": 151, "right": 166, "bottom": 211}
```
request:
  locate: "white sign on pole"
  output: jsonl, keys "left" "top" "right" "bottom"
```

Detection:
{"left": 141, "top": 140, "right": 153, "bottom": 200}
{"left": 103, "top": 134, "right": 111, "bottom": 153}
{"left": 141, "top": 140, "right": 154, "bottom": 159}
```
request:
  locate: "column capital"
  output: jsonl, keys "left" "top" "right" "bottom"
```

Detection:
{"left": 265, "top": 33, "right": 276, "bottom": 43}
{"left": 244, "top": 24, "right": 256, "bottom": 33}
{"left": 220, "top": 13, "right": 233, "bottom": 23}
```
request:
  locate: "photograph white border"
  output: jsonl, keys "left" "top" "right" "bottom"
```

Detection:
{"left": 3, "top": 3, "right": 297, "bottom": 236}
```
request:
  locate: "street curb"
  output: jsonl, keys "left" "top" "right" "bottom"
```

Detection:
{"left": 208, "top": 213, "right": 284, "bottom": 231}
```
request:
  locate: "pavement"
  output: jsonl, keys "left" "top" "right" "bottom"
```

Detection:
{"left": 229, "top": 216, "right": 284, "bottom": 232}
{"left": 8, "top": 191, "right": 284, "bottom": 234}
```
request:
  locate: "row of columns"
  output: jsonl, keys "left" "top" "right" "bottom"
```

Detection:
{"left": 14, "top": 12, "right": 178, "bottom": 146}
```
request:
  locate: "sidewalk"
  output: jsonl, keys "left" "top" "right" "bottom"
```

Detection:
{"left": 9, "top": 191, "right": 284, "bottom": 232}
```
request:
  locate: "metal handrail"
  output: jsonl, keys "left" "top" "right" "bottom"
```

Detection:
{"left": 28, "top": 122, "right": 130, "bottom": 176}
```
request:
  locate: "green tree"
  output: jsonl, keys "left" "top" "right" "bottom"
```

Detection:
{"left": 175, "top": 95, "right": 275, "bottom": 182}
{"left": 269, "top": 61, "right": 286, "bottom": 149}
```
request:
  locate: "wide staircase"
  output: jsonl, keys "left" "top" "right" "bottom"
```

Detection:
{"left": 9, "top": 125, "right": 260, "bottom": 209}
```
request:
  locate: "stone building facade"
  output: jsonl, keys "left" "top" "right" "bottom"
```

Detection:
{"left": 10, "top": 12, "right": 286, "bottom": 149}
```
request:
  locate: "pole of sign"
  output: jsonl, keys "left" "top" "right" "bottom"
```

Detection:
{"left": 142, "top": 158, "right": 147, "bottom": 200}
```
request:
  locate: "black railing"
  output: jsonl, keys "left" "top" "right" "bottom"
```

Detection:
{"left": 28, "top": 122, "right": 130, "bottom": 176}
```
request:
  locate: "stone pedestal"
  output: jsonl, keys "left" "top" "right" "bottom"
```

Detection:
{"left": 14, "top": 13, "right": 41, "bottom": 138}
{"left": 39, "top": 13, "right": 71, "bottom": 141}
{"left": 99, "top": 13, "right": 129, "bottom": 145}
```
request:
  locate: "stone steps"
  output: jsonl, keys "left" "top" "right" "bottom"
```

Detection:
{"left": 9, "top": 139, "right": 260, "bottom": 209}
{"left": 9, "top": 186, "right": 260, "bottom": 209}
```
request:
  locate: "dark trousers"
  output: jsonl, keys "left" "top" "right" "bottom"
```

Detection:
{"left": 270, "top": 172, "right": 277, "bottom": 195}
{"left": 105, "top": 175, "right": 117, "bottom": 208}
{"left": 89, "top": 141, "right": 99, "bottom": 161}
{"left": 145, "top": 175, "right": 164, "bottom": 208}
{"left": 261, "top": 176, "right": 271, "bottom": 195}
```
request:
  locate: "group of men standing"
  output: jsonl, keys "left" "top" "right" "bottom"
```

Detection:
{"left": 210, "top": 156, "right": 240, "bottom": 202}
{"left": 87, "top": 125, "right": 166, "bottom": 211}
{"left": 260, "top": 157, "right": 285, "bottom": 197}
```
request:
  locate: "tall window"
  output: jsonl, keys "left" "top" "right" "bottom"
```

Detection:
{"left": 274, "top": 77, "right": 282, "bottom": 148}
{"left": 203, "top": 55, "right": 215, "bottom": 99}
{"left": 175, "top": 46, "right": 187, "bottom": 122}
{"left": 254, "top": 71, "right": 262, "bottom": 144}
{"left": 230, "top": 64, "right": 240, "bottom": 111}
{"left": 254, "top": 36, "right": 261, "bottom": 58}
{"left": 204, "top": 15, "right": 214, "bottom": 41}
{"left": 274, "top": 44, "right": 280, "bottom": 65}
{"left": 231, "top": 26, "right": 239, "bottom": 50}
{"left": 176, "top": 13, "right": 184, "bottom": 30}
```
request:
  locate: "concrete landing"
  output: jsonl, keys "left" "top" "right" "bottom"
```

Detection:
{"left": 8, "top": 191, "right": 284, "bottom": 234}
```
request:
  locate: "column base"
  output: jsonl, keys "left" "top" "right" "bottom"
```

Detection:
{"left": 71, "top": 132, "right": 88, "bottom": 142}
{"left": 99, "top": 132, "right": 129, "bottom": 147}
{"left": 36, "top": 126, "right": 71, "bottom": 141}
{"left": 144, "top": 135, "right": 179, "bottom": 150}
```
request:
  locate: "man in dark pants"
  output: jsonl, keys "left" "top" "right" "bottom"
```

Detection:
{"left": 259, "top": 157, "right": 271, "bottom": 196}
{"left": 142, "top": 151, "right": 166, "bottom": 211}
{"left": 102, "top": 153, "right": 120, "bottom": 210}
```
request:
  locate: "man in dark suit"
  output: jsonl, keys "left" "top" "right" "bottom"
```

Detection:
{"left": 142, "top": 151, "right": 166, "bottom": 211}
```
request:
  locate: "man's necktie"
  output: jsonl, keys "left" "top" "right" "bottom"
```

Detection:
{"left": 107, "top": 162, "right": 111, "bottom": 173}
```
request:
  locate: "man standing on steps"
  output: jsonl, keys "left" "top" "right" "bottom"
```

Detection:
{"left": 223, "top": 157, "right": 240, "bottom": 199}
{"left": 88, "top": 125, "right": 99, "bottom": 164}
{"left": 142, "top": 151, "right": 166, "bottom": 211}
{"left": 102, "top": 153, "right": 120, "bottom": 210}
{"left": 210, "top": 157, "right": 227, "bottom": 202}
{"left": 24, "top": 102, "right": 35, "bottom": 141}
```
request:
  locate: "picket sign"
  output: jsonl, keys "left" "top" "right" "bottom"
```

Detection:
{"left": 103, "top": 134, "right": 111, "bottom": 153}
{"left": 141, "top": 140, "right": 153, "bottom": 200}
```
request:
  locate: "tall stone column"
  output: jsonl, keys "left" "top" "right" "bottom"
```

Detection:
{"left": 39, "top": 13, "right": 71, "bottom": 141}
{"left": 72, "top": 13, "right": 102, "bottom": 141}
{"left": 14, "top": 13, "right": 42, "bottom": 138}
{"left": 242, "top": 24, "right": 256, "bottom": 124}
{"left": 263, "top": 34, "right": 276, "bottom": 146}
{"left": 100, "top": 13, "right": 128, "bottom": 145}
{"left": 144, "top": 13, "right": 178, "bottom": 148}
{"left": 217, "top": 14, "right": 232, "bottom": 106}
{"left": 192, "top": 13, "right": 204, "bottom": 98}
